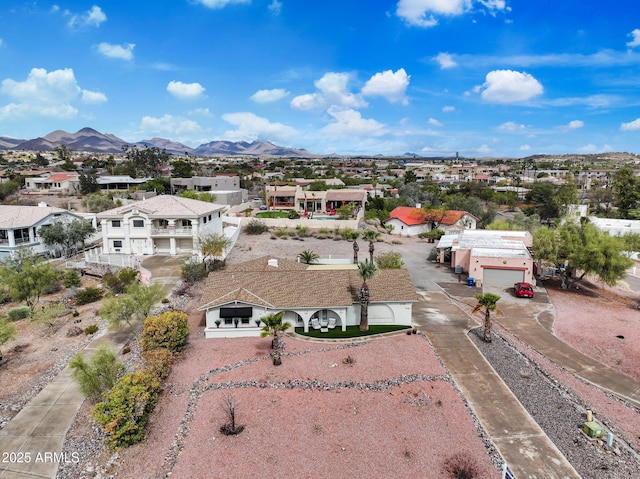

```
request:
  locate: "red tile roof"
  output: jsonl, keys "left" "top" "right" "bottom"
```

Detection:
{"left": 387, "top": 207, "right": 475, "bottom": 226}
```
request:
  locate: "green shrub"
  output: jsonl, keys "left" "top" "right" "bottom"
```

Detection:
{"left": 84, "top": 324, "right": 99, "bottom": 335}
{"left": 63, "top": 269, "right": 82, "bottom": 288}
{"left": 141, "top": 311, "right": 189, "bottom": 352}
{"left": 245, "top": 219, "right": 268, "bottom": 235}
{"left": 274, "top": 227, "right": 288, "bottom": 237}
{"left": 340, "top": 228, "right": 360, "bottom": 241}
{"left": 375, "top": 252, "right": 405, "bottom": 269}
{"left": 287, "top": 210, "right": 300, "bottom": 219}
{"left": 181, "top": 259, "right": 207, "bottom": 283}
{"left": 69, "top": 346, "right": 125, "bottom": 401}
{"left": 295, "top": 224, "right": 309, "bottom": 237}
{"left": 8, "top": 306, "right": 30, "bottom": 321}
{"left": 103, "top": 268, "right": 139, "bottom": 294}
{"left": 318, "top": 227, "right": 332, "bottom": 235}
{"left": 30, "top": 302, "right": 65, "bottom": 324}
{"left": 75, "top": 287, "right": 104, "bottom": 305}
{"left": 141, "top": 348, "right": 173, "bottom": 380}
{"left": 93, "top": 370, "right": 161, "bottom": 449}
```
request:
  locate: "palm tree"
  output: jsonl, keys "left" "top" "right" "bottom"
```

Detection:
{"left": 260, "top": 312, "right": 291, "bottom": 365}
{"left": 297, "top": 249, "right": 319, "bottom": 264}
{"left": 472, "top": 293, "right": 501, "bottom": 343}
{"left": 362, "top": 230, "right": 381, "bottom": 263}
{"left": 200, "top": 232, "right": 231, "bottom": 271}
{"left": 357, "top": 261, "right": 378, "bottom": 332}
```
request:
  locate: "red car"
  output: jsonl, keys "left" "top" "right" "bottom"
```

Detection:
{"left": 514, "top": 282, "right": 534, "bottom": 298}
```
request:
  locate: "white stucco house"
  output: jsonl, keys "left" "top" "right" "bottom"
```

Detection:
{"left": 0, "top": 204, "right": 85, "bottom": 259}
{"left": 385, "top": 207, "right": 478, "bottom": 237}
{"left": 96, "top": 195, "right": 225, "bottom": 256}
{"left": 198, "top": 256, "right": 417, "bottom": 338}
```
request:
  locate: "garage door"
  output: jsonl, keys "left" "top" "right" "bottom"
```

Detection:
{"left": 483, "top": 268, "right": 524, "bottom": 288}
{"left": 368, "top": 304, "right": 394, "bottom": 325}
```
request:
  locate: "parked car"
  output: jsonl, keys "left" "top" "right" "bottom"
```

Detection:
{"left": 514, "top": 282, "right": 534, "bottom": 298}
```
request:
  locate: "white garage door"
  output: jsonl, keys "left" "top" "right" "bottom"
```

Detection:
{"left": 483, "top": 268, "right": 524, "bottom": 288}
{"left": 368, "top": 304, "right": 394, "bottom": 325}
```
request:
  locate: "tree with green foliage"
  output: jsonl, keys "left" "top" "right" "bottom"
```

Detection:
{"left": 0, "top": 181, "right": 19, "bottom": 201}
{"left": 0, "top": 317, "right": 16, "bottom": 361}
{"left": 0, "top": 248, "right": 60, "bottom": 311}
{"left": 362, "top": 229, "right": 381, "bottom": 263}
{"left": 55, "top": 144, "right": 76, "bottom": 171}
{"left": 260, "top": 312, "right": 291, "bottom": 365}
{"left": 142, "top": 177, "right": 171, "bottom": 194}
{"left": 85, "top": 193, "right": 116, "bottom": 213}
{"left": 336, "top": 202, "right": 357, "bottom": 220}
{"left": 357, "top": 261, "right": 378, "bottom": 332}
{"left": 297, "top": 250, "right": 319, "bottom": 264}
{"left": 486, "top": 213, "right": 541, "bottom": 233}
{"left": 525, "top": 182, "right": 559, "bottom": 220}
{"left": 199, "top": 232, "right": 231, "bottom": 270}
{"left": 99, "top": 282, "right": 165, "bottom": 332}
{"left": 170, "top": 159, "right": 195, "bottom": 178}
{"left": 375, "top": 251, "right": 404, "bottom": 269}
{"left": 533, "top": 222, "right": 633, "bottom": 288}
{"left": 121, "top": 145, "right": 171, "bottom": 178}
{"left": 473, "top": 293, "right": 501, "bottom": 343}
{"left": 612, "top": 166, "right": 640, "bottom": 219}
{"left": 69, "top": 346, "right": 125, "bottom": 401}
{"left": 79, "top": 172, "right": 100, "bottom": 194}
{"left": 38, "top": 218, "right": 95, "bottom": 258}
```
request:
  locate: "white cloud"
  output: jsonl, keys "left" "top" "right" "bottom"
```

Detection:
{"left": 627, "top": 29, "right": 640, "bottom": 49}
{"left": 81, "top": 89, "right": 107, "bottom": 104}
{"left": 621, "top": 118, "right": 640, "bottom": 131}
{"left": 250, "top": 88, "right": 289, "bottom": 103}
{"left": 476, "top": 144, "right": 493, "bottom": 154}
{"left": 68, "top": 5, "right": 106, "bottom": 28}
{"left": 291, "top": 72, "right": 366, "bottom": 111}
{"left": 567, "top": 120, "right": 584, "bottom": 129}
{"left": 268, "top": 0, "right": 282, "bottom": 15}
{"left": 0, "top": 39, "right": 4, "bottom": 48}
{"left": 139, "top": 114, "right": 205, "bottom": 139}
{"left": 435, "top": 52, "right": 457, "bottom": 69}
{"left": 189, "top": 107, "right": 212, "bottom": 117}
{"left": 479, "top": 69, "right": 543, "bottom": 103}
{"left": 497, "top": 121, "right": 525, "bottom": 132}
{"left": 0, "top": 67, "right": 94, "bottom": 120}
{"left": 195, "top": 0, "right": 251, "bottom": 9}
{"left": 442, "top": 105, "right": 455, "bottom": 112}
{"left": 97, "top": 42, "right": 135, "bottom": 61}
{"left": 221, "top": 112, "right": 297, "bottom": 142}
{"left": 428, "top": 118, "right": 442, "bottom": 126}
{"left": 578, "top": 144, "right": 598, "bottom": 153}
{"left": 321, "top": 107, "right": 387, "bottom": 138}
{"left": 396, "top": 0, "right": 506, "bottom": 27}
{"left": 361, "top": 69, "right": 410, "bottom": 105}
{"left": 519, "top": 144, "right": 531, "bottom": 151}
{"left": 167, "top": 81, "right": 206, "bottom": 100}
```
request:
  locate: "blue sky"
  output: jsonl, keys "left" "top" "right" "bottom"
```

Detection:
{"left": 1, "top": 0, "right": 640, "bottom": 157}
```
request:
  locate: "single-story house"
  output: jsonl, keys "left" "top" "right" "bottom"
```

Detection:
{"left": 385, "top": 207, "right": 478, "bottom": 237}
{"left": 436, "top": 229, "right": 534, "bottom": 288}
{"left": 24, "top": 172, "right": 80, "bottom": 195}
{"left": 0, "top": 204, "right": 86, "bottom": 259}
{"left": 97, "top": 195, "right": 225, "bottom": 256}
{"left": 198, "top": 256, "right": 417, "bottom": 338}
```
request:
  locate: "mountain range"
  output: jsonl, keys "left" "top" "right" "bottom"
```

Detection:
{"left": 0, "top": 127, "right": 311, "bottom": 157}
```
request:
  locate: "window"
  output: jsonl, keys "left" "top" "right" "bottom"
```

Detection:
{"left": 113, "top": 240, "right": 122, "bottom": 248}
{"left": 133, "top": 219, "right": 144, "bottom": 228}
{"left": 112, "top": 220, "right": 121, "bottom": 228}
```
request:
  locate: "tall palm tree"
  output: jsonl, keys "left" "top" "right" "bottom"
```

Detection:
{"left": 472, "top": 293, "right": 501, "bottom": 343}
{"left": 357, "top": 261, "right": 378, "bottom": 332}
{"left": 200, "top": 232, "right": 231, "bottom": 271}
{"left": 362, "top": 230, "right": 381, "bottom": 263}
{"left": 260, "top": 312, "right": 291, "bottom": 365}
{"left": 297, "top": 249, "right": 319, "bottom": 264}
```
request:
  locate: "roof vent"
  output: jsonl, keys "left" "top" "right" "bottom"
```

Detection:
{"left": 37, "top": 202, "right": 48, "bottom": 208}
{"left": 267, "top": 258, "right": 278, "bottom": 268}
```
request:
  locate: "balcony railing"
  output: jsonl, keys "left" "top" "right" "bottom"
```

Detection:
{"left": 150, "top": 227, "right": 193, "bottom": 236}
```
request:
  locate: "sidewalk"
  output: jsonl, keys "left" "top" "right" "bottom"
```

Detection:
{"left": 413, "top": 291, "right": 582, "bottom": 479}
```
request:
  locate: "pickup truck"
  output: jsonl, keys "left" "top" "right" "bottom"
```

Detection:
{"left": 514, "top": 282, "right": 534, "bottom": 298}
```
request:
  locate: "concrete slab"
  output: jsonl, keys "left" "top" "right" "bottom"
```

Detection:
{"left": 0, "top": 408, "right": 50, "bottom": 437}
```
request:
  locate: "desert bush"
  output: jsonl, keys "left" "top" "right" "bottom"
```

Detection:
{"left": 287, "top": 210, "right": 300, "bottom": 219}
{"left": 84, "top": 324, "right": 99, "bottom": 335}
{"left": 8, "top": 306, "right": 30, "bottom": 321}
{"left": 318, "top": 227, "right": 332, "bottom": 235}
{"left": 245, "top": 219, "right": 268, "bottom": 235}
{"left": 375, "top": 251, "right": 405, "bottom": 269}
{"left": 443, "top": 453, "right": 480, "bottom": 479}
{"left": 141, "top": 348, "right": 173, "bottom": 380}
{"left": 219, "top": 393, "right": 244, "bottom": 436}
{"left": 70, "top": 346, "right": 125, "bottom": 401}
{"left": 141, "top": 311, "right": 189, "bottom": 352}
{"left": 181, "top": 259, "right": 207, "bottom": 283}
{"left": 66, "top": 326, "right": 83, "bottom": 337}
{"left": 75, "top": 286, "right": 104, "bottom": 305}
{"left": 340, "top": 228, "right": 360, "bottom": 241}
{"left": 274, "top": 227, "right": 289, "bottom": 237}
{"left": 93, "top": 370, "right": 161, "bottom": 449}
{"left": 63, "top": 269, "right": 82, "bottom": 288}
{"left": 103, "top": 267, "right": 139, "bottom": 294}
{"left": 0, "top": 318, "right": 16, "bottom": 359}
{"left": 30, "top": 302, "right": 65, "bottom": 326}
{"left": 295, "top": 224, "right": 310, "bottom": 237}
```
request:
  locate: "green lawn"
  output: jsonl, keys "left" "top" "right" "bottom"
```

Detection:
{"left": 294, "top": 324, "right": 411, "bottom": 339}
{"left": 255, "top": 211, "right": 291, "bottom": 218}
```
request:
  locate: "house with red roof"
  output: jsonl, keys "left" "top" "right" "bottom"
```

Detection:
{"left": 24, "top": 172, "right": 80, "bottom": 195}
{"left": 384, "top": 206, "right": 478, "bottom": 236}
